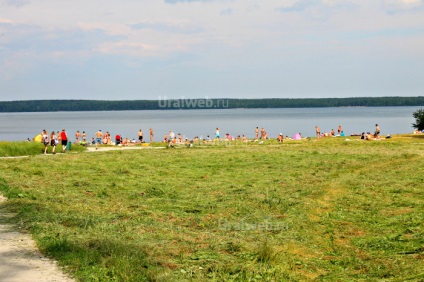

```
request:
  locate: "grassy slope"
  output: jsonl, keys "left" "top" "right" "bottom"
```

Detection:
{"left": 0, "top": 137, "right": 423, "bottom": 281}
{"left": 0, "top": 141, "right": 86, "bottom": 157}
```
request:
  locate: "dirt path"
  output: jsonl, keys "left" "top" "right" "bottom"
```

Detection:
{"left": 85, "top": 145, "right": 144, "bottom": 152}
{"left": 0, "top": 195, "right": 74, "bottom": 282}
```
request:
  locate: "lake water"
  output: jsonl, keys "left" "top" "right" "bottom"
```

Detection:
{"left": 0, "top": 107, "right": 421, "bottom": 142}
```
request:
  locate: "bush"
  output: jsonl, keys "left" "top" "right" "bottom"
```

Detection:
{"left": 412, "top": 108, "right": 424, "bottom": 131}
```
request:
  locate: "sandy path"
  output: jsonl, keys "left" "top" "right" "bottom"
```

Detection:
{"left": 0, "top": 195, "right": 74, "bottom": 282}
{"left": 85, "top": 145, "right": 168, "bottom": 152}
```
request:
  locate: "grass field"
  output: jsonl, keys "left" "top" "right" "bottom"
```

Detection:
{"left": 0, "top": 136, "right": 423, "bottom": 281}
{"left": 0, "top": 141, "right": 86, "bottom": 157}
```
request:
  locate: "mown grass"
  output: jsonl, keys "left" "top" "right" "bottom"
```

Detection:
{"left": 0, "top": 141, "right": 86, "bottom": 157}
{"left": 0, "top": 136, "right": 423, "bottom": 281}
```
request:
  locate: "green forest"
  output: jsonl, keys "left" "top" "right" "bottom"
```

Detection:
{"left": 0, "top": 97, "right": 423, "bottom": 112}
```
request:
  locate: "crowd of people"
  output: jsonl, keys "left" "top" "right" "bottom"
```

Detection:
{"left": 162, "top": 128, "right": 253, "bottom": 147}
{"left": 314, "top": 124, "right": 347, "bottom": 139}
{"left": 40, "top": 128, "right": 69, "bottom": 154}
{"left": 73, "top": 128, "right": 156, "bottom": 147}
{"left": 36, "top": 123, "right": 386, "bottom": 154}
{"left": 313, "top": 124, "right": 384, "bottom": 140}
{"left": 359, "top": 124, "right": 383, "bottom": 140}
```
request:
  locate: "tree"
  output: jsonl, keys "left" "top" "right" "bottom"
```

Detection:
{"left": 412, "top": 108, "right": 424, "bottom": 131}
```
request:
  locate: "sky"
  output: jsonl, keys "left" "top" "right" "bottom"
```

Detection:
{"left": 0, "top": 0, "right": 424, "bottom": 101}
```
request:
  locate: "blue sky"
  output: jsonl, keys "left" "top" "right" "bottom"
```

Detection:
{"left": 0, "top": 0, "right": 423, "bottom": 101}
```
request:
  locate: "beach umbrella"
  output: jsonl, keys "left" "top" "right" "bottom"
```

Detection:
{"left": 33, "top": 134, "right": 42, "bottom": 143}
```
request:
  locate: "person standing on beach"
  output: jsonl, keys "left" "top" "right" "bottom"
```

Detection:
{"left": 60, "top": 129, "right": 68, "bottom": 153}
{"left": 138, "top": 129, "right": 143, "bottom": 143}
{"left": 338, "top": 125, "right": 342, "bottom": 135}
{"left": 82, "top": 131, "right": 86, "bottom": 142}
{"left": 75, "top": 130, "right": 80, "bottom": 144}
{"left": 315, "top": 126, "right": 321, "bottom": 139}
{"left": 215, "top": 128, "right": 220, "bottom": 139}
{"left": 50, "top": 131, "right": 57, "bottom": 154}
{"left": 169, "top": 130, "right": 175, "bottom": 141}
{"left": 41, "top": 130, "right": 49, "bottom": 154}
{"left": 255, "top": 127, "right": 259, "bottom": 139}
{"left": 375, "top": 124, "right": 381, "bottom": 139}
{"left": 150, "top": 128, "right": 154, "bottom": 143}
{"left": 95, "top": 130, "right": 102, "bottom": 146}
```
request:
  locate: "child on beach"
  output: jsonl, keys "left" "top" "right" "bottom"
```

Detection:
{"left": 215, "top": 128, "right": 220, "bottom": 139}
{"left": 50, "top": 131, "right": 57, "bottom": 154}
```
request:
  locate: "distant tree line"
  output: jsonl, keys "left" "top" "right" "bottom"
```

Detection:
{"left": 0, "top": 97, "right": 423, "bottom": 112}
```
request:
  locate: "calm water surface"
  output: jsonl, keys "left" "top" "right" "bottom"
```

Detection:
{"left": 0, "top": 107, "right": 421, "bottom": 141}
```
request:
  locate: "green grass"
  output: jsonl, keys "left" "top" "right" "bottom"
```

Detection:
{"left": 0, "top": 141, "right": 86, "bottom": 157}
{"left": 0, "top": 136, "right": 423, "bottom": 281}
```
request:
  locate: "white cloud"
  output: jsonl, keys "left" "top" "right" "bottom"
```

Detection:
{"left": 129, "top": 20, "right": 204, "bottom": 34}
{"left": 97, "top": 41, "right": 160, "bottom": 57}
{"left": 76, "top": 22, "right": 131, "bottom": 38}
{"left": 381, "top": 0, "right": 424, "bottom": 13}
{"left": 398, "top": 0, "right": 421, "bottom": 4}
{"left": 0, "top": 17, "right": 13, "bottom": 24}
{"left": 1, "top": 0, "right": 424, "bottom": 99}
